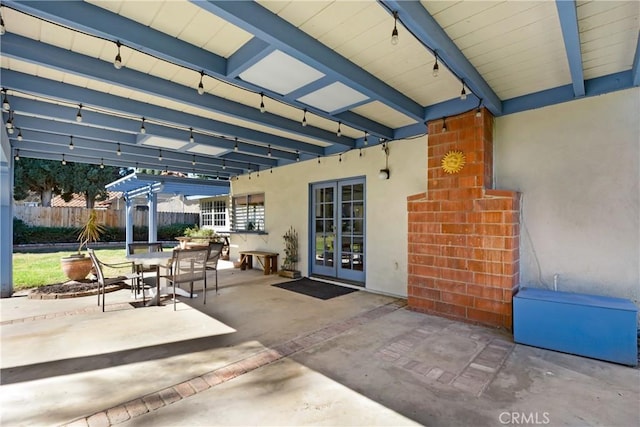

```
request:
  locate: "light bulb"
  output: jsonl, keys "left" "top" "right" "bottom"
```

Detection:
{"left": 189, "top": 128, "right": 194, "bottom": 144}
{"left": 114, "top": 41, "right": 122, "bottom": 69}
{"left": 100, "top": 159, "right": 104, "bottom": 169}
{"left": 432, "top": 59, "right": 439, "bottom": 78}
{"left": 76, "top": 105, "right": 82, "bottom": 122}
{"left": 140, "top": 118, "right": 146, "bottom": 134}
{"left": 337, "top": 122, "right": 342, "bottom": 137}
{"left": 197, "top": 71, "right": 205, "bottom": 95}
{"left": 391, "top": 11, "right": 399, "bottom": 45}
{"left": 302, "top": 109, "right": 307, "bottom": 127}
{"left": 460, "top": 86, "right": 467, "bottom": 101}
{"left": 259, "top": 93, "right": 266, "bottom": 113}
{"left": 2, "top": 92, "right": 9, "bottom": 111}
{"left": 17, "top": 129, "right": 23, "bottom": 141}
{"left": 69, "top": 136, "right": 74, "bottom": 150}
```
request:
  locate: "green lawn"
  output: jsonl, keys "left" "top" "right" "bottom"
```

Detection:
{"left": 12, "top": 247, "right": 130, "bottom": 290}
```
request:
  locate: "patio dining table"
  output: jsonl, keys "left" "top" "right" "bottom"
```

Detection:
{"left": 126, "top": 251, "right": 197, "bottom": 306}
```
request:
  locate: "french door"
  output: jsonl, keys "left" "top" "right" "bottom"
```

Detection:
{"left": 311, "top": 178, "right": 365, "bottom": 284}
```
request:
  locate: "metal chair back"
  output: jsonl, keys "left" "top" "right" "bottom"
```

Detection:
{"left": 168, "top": 247, "right": 209, "bottom": 310}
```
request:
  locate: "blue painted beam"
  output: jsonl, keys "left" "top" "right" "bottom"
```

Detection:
{"left": 4, "top": 0, "right": 382, "bottom": 141}
{"left": 12, "top": 146, "right": 238, "bottom": 179}
{"left": 382, "top": 0, "right": 502, "bottom": 116}
{"left": 9, "top": 97, "right": 297, "bottom": 162}
{"left": 193, "top": 0, "right": 424, "bottom": 122}
{"left": 227, "top": 38, "right": 274, "bottom": 78}
{"left": 632, "top": 31, "right": 640, "bottom": 87}
{"left": 2, "top": 70, "right": 325, "bottom": 156}
{"left": 2, "top": 0, "right": 227, "bottom": 75}
{"left": 503, "top": 70, "right": 633, "bottom": 114}
{"left": 9, "top": 132, "right": 247, "bottom": 174}
{"left": 2, "top": 34, "right": 348, "bottom": 149}
{"left": 555, "top": 0, "right": 585, "bottom": 97}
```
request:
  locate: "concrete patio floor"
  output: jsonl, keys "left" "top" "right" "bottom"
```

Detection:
{"left": 1, "top": 264, "right": 638, "bottom": 427}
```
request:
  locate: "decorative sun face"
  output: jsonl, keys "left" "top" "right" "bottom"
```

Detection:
{"left": 441, "top": 150, "right": 466, "bottom": 174}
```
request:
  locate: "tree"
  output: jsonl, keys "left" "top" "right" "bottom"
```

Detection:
{"left": 59, "top": 163, "right": 122, "bottom": 208}
{"left": 14, "top": 158, "right": 66, "bottom": 207}
{"left": 14, "top": 159, "right": 122, "bottom": 208}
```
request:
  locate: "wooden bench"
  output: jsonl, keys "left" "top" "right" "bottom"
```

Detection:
{"left": 239, "top": 251, "right": 279, "bottom": 275}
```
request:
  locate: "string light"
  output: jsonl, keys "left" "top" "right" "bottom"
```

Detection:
{"left": 192, "top": 155, "right": 196, "bottom": 166}
{"left": 432, "top": 54, "right": 439, "bottom": 78}
{"left": 100, "top": 158, "right": 104, "bottom": 168}
{"left": 75, "top": 104, "right": 82, "bottom": 122}
{"left": 317, "top": 155, "right": 321, "bottom": 164}
{"left": 0, "top": 10, "right": 5, "bottom": 36}
{"left": 61, "top": 154, "right": 66, "bottom": 165}
{"left": 14, "top": 149, "right": 19, "bottom": 161}
{"left": 68, "top": 135, "right": 74, "bottom": 150}
{"left": 267, "top": 144, "right": 272, "bottom": 157}
{"left": 2, "top": 89, "right": 9, "bottom": 111}
{"left": 189, "top": 127, "right": 194, "bottom": 143}
{"left": 364, "top": 131, "right": 368, "bottom": 145}
{"left": 301, "top": 109, "right": 307, "bottom": 127}
{"left": 197, "top": 71, "right": 205, "bottom": 95}
{"left": 116, "top": 142, "right": 121, "bottom": 156}
{"left": 222, "top": 159, "right": 226, "bottom": 170}
{"left": 158, "top": 149, "right": 163, "bottom": 161}
{"left": 359, "top": 148, "right": 362, "bottom": 157}
{"left": 337, "top": 121, "right": 342, "bottom": 137}
{"left": 234, "top": 137, "right": 239, "bottom": 151}
{"left": 339, "top": 153, "right": 342, "bottom": 163}
{"left": 5, "top": 110, "right": 13, "bottom": 130}
{"left": 259, "top": 92, "right": 266, "bottom": 113}
{"left": 114, "top": 41, "right": 122, "bottom": 69}
{"left": 442, "top": 117, "right": 447, "bottom": 133}
{"left": 140, "top": 117, "right": 146, "bottom": 134}
{"left": 296, "top": 150, "right": 300, "bottom": 162}
{"left": 391, "top": 11, "right": 399, "bottom": 45}
{"left": 17, "top": 128, "right": 23, "bottom": 141}
{"left": 460, "top": 82, "right": 467, "bottom": 100}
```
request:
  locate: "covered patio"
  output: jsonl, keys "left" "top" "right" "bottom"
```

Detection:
{"left": 1, "top": 1, "right": 639, "bottom": 425}
{"left": 2, "top": 266, "right": 638, "bottom": 426}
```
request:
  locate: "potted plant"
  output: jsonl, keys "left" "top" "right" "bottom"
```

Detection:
{"left": 60, "top": 209, "right": 106, "bottom": 281}
{"left": 279, "top": 226, "right": 301, "bottom": 279}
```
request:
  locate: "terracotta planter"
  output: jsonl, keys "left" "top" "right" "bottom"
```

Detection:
{"left": 60, "top": 255, "right": 93, "bottom": 281}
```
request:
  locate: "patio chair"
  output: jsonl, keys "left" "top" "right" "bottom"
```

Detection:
{"left": 127, "top": 242, "right": 163, "bottom": 300}
{"left": 88, "top": 248, "right": 140, "bottom": 312}
{"left": 206, "top": 242, "right": 225, "bottom": 294}
{"left": 163, "top": 247, "right": 209, "bottom": 311}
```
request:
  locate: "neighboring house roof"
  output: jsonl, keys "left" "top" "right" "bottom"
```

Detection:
{"left": 52, "top": 191, "right": 122, "bottom": 209}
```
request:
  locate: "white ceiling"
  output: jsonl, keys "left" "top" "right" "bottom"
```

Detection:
{"left": 1, "top": 0, "right": 638, "bottom": 178}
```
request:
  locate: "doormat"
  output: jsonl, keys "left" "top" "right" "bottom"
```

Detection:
{"left": 272, "top": 278, "right": 358, "bottom": 300}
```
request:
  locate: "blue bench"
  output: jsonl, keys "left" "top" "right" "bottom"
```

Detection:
{"left": 514, "top": 287, "right": 638, "bottom": 366}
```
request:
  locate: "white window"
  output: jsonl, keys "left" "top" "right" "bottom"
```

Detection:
{"left": 232, "top": 193, "right": 265, "bottom": 232}
{"left": 201, "top": 199, "right": 228, "bottom": 230}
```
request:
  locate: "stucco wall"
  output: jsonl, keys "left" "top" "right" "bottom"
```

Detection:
{"left": 494, "top": 88, "right": 640, "bottom": 305}
{"left": 230, "top": 137, "right": 427, "bottom": 296}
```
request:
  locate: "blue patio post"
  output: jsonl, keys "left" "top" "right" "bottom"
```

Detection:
{"left": 147, "top": 189, "right": 158, "bottom": 243}
{"left": 125, "top": 195, "right": 133, "bottom": 249}
{"left": 0, "top": 130, "right": 14, "bottom": 297}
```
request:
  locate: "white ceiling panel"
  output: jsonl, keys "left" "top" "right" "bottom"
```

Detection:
{"left": 239, "top": 50, "right": 325, "bottom": 95}
{"left": 2, "top": 0, "right": 636, "bottom": 176}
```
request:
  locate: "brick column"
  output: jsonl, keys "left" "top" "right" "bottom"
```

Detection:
{"left": 407, "top": 109, "right": 520, "bottom": 330}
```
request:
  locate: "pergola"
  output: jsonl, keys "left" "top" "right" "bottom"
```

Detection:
{"left": 105, "top": 172, "right": 229, "bottom": 248}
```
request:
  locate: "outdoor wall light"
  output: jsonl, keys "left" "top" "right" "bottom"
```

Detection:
{"left": 379, "top": 144, "right": 390, "bottom": 180}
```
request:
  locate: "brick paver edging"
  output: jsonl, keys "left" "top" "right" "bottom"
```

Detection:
{"left": 0, "top": 301, "right": 136, "bottom": 325}
{"left": 61, "top": 299, "right": 407, "bottom": 427}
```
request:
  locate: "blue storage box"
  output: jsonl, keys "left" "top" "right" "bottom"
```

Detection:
{"left": 513, "top": 287, "right": 638, "bottom": 366}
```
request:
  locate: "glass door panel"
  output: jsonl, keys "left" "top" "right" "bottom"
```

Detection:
{"left": 311, "top": 179, "right": 365, "bottom": 283}
{"left": 312, "top": 184, "right": 336, "bottom": 276}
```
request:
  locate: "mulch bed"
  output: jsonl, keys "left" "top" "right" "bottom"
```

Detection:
{"left": 28, "top": 280, "right": 124, "bottom": 299}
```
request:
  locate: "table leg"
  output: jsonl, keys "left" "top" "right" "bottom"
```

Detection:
{"left": 271, "top": 255, "right": 278, "bottom": 274}
{"left": 263, "top": 256, "right": 271, "bottom": 275}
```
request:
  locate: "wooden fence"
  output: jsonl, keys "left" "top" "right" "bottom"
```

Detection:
{"left": 13, "top": 206, "right": 199, "bottom": 228}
